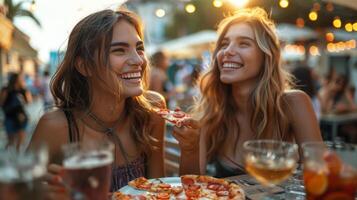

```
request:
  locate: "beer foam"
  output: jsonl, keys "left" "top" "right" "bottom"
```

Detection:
{"left": 63, "top": 150, "right": 113, "bottom": 169}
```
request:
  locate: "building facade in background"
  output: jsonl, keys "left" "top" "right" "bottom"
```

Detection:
{"left": 0, "top": 1, "right": 38, "bottom": 88}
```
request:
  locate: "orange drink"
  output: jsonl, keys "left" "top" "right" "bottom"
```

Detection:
{"left": 302, "top": 142, "right": 357, "bottom": 200}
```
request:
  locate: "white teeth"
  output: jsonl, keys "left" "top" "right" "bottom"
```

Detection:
{"left": 121, "top": 72, "right": 141, "bottom": 79}
{"left": 223, "top": 62, "right": 242, "bottom": 68}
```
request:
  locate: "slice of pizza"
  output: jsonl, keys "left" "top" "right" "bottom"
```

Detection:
{"left": 128, "top": 177, "right": 153, "bottom": 191}
{"left": 127, "top": 177, "right": 185, "bottom": 199}
{"left": 152, "top": 108, "right": 188, "bottom": 127}
{"left": 180, "top": 175, "right": 245, "bottom": 200}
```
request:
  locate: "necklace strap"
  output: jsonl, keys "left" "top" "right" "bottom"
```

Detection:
{"left": 85, "top": 110, "right": 131, "bottom": 166}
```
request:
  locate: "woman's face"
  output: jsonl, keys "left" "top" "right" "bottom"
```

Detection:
{"left": 107, "top": 20, "right": 146, "bottom": 98}
{"left": 217, "top": 22, "right": 264, "bottom": 86}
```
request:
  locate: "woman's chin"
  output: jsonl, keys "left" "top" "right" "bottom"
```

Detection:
{"left": 124, "top": 88, "right": 143, "bottom": 98}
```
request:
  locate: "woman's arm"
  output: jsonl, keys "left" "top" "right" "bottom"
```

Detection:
{"left": 0, "top": 89, "right": 7, "bottom": 107}
{"left": 173, "top": 118, "right": 201, "bottom": 175}
{"left": 145, "top": 91, "right": 166, "bottom": 178}
{"left": 24, "top": 88, "right": 33, "bottom": 104}
{"left": 285, "top": 90, "right": 323, "bottom": 147}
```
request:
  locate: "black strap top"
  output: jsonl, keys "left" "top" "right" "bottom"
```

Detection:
{"left": 63, "top": 109, "right": 80, "bottom": 142}
{"left": 62, "top": 110, "right": 146, "bottom": 191}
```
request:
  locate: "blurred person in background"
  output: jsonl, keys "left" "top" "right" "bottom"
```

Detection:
{"left": 149, "top": 50, "right": 172, "bottom": 102}
{"left": 172, "top": 7, "right": 322, "bottom": 176}
{"left": 0, "top": 72, "right": 32, "bottom": 150}
{"left": 291, "top": 66, "right": 321, "bottom": 120}
{"left": 41, "top": 70, "right": 54, "bottom": 111}
{"left": 319, "top": 68, "right": 356, "bottom": 114}
{"left": 28, "top": 8, "right": 166, "bottom": 199}
{"left": 319, "top": 68, "right": 357, "bottom": 142}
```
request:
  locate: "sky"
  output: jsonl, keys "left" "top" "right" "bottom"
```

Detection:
{"left": 14, "top": 0, "right": 128, "bottom": 63}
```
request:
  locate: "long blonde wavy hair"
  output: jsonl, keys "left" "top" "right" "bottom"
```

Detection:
{"left": 194, "top": 7, "right": 293, "bottom": 160}
{"left": 51, "top": 9, "right": 158, "bottom": 155}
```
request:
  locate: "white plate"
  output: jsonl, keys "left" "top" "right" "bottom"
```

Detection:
{"left": 119, "top": 177, "right": 182, "bottom": 195}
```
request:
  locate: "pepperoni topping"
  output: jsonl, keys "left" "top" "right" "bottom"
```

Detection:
{"left": 157, "top": 192, "right": 170, "bottom": 199}
{"left": 173, "top": 111, "right": 185, "bottom": 118}
{"left": 188, "top": 184, "right": 201, "bottom": 191}
{"left": 207, "top": 183, "right": 220, "bottom": 191}
{"left": 181, "top": 177, "right": 195, "bottom": 186}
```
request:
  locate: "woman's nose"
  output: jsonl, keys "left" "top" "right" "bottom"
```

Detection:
{"left": 128, "top": 51, "right": 144, "bottom": 66}
{"left": 223, "top": 44, "right": 237, "bottom": 56}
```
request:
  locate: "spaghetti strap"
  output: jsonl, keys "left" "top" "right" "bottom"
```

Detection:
{"left": 63, "top": 110, "right": 79, "bottom": 143}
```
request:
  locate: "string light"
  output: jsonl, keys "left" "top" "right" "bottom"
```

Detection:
{"left": 155, "top": 9, "right": 166, "bottom": 18}
{"left": 309, "top": 45, "right": 320, "bottom": 56}
{"left": 345, "top": 23, "right": 353, "bottom": 32}
{"left": 213, "top": 0, "right": 223, "bottom": 8}
{"left": 353, "top": 22, "right": 357, "bottom": 31}
{"left": 227, "top": 0, "right": 249, "bottom": 8}
{"left": 309, "top": 11, "right": 318, "bottom": 21}
{"left": 333, "top": 17, "right": 341, "bottom": 28}
{"left": 279, "top": 0, "right": 289, "bottom": 8}
{"left": 325, "top": 32, "right": 334, "bottom": 42}
{"left": 185, "top": 4, "right": 196, "bottom": 14}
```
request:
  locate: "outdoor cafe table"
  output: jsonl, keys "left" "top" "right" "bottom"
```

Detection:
{"left": 320, "top": 112, "right": 357, "bottom": 140}
{"left": 226, "top": 174, "right": 303, "bottom": 200}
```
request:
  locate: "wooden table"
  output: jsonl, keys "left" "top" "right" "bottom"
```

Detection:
{"left": 320, "top": 112, "right": 357, "bottom": 140}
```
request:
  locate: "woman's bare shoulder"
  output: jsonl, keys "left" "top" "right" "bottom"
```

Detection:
{"left": 283, "top": 89, "right": 311, "bottom": 106}
{"left": 29, "top": 109, "right": 69, "bottom": 164}
{"left": 38, "top": 109, "right": 68, "bottom": 128}
{"left": 30, "top": 109, "right": 69, "bottom": 146}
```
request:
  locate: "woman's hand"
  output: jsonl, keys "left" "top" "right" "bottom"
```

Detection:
{"left": 172, "top": 117, "right": 200, "bottom": 152}
{"left": 41, "top": 164, "right": 71, "bottom": 200}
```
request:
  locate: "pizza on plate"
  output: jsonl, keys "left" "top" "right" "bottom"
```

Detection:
{"left": 113, "top": 175, "right": 245, "bottom": 200}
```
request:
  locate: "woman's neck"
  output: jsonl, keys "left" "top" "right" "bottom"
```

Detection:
{"left": 89, "top": 93, "right": 126, "bottom": 126}
{"left": 231, "top": 83, "right": 255, "bottom": 114}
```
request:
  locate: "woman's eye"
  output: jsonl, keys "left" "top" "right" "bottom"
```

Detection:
{"left": 111, "top": 48, "right": 125, "bottom": 53}
{"left": 137, "top": 46, "right": 145, "bottom": 51}
{"left": 220, "top": 43, "right": 228, "bottom": 49}
{"left": 240, "top": 42, "right": 249, "bottom": 47}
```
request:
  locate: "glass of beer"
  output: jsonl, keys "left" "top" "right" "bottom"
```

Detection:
{"left": 302, "top": 142, "right": 357, "bottom": 200}
{"left": 62, "top": 139, "right": 114, "bottom": 200}
{"left": 243, "top": 140, "right": 299, "bottom": 186}
{"left": 0, "top": 144, "right": 49, "bottom": 200}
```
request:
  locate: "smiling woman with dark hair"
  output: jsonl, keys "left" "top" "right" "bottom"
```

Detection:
{"left": 28, "top": 8, "right": 166, "bottom": 198}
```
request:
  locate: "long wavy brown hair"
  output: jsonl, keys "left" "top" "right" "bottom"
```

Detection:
{"left": 51, "top": 9, "right": 157, "bottom": 154}
{"left": 194, "top": 7, "right": 294, "bottom": 160}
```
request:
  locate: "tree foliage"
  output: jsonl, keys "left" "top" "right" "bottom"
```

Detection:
{"left": 4, "top": 0, "right": 41, "bottom": 27}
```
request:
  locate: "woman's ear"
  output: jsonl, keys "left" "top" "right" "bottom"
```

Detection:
{"left": 75, "top": 58, "right": 92, "bottom": 77}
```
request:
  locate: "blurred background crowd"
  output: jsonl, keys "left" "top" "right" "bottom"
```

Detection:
{"left": 0, "top": 0, "right": 356, "bottom": 174}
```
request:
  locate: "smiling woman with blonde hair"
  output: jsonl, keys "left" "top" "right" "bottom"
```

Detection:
{"left": 173, "top": 7, "right": 323, "bottom": 177}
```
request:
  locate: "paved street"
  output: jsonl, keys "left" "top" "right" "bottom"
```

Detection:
{"left": 0, "top": 97, "right": 44, "bottom": 149}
